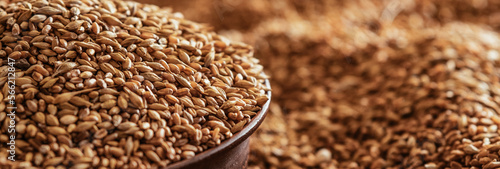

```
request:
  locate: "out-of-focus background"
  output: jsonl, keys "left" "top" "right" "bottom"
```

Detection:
{"left": 135, "top": 0, "right": 500, "bottom": 168}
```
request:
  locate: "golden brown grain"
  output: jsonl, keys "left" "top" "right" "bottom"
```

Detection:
{"left": 0, "top": 0, "right": 268, "bottom": 168}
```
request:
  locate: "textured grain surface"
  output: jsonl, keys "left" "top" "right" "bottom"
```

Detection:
{"left": 0, "top": 0, "right": 269, "bottom": 168}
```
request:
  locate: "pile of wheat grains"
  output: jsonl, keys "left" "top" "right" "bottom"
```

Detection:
{"left": 0, "top": 0, "right": 269, "bottom": 168}
{"left": 245, "top": 1, "right": 500, "bottom": 168}
{"left": 3, "top": 0, "right": 500, "bottom": 168}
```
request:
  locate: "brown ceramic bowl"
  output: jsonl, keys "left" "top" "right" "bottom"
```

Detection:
{"left": 165, "top": 80, "right": 271, "bottom": 169}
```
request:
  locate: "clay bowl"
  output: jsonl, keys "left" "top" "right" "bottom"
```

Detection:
{"left": 165, "top": 80, "right": 271, "bottom": 169}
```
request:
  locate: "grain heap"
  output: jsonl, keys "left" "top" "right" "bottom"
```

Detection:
{"left": 0, "top": 0, "right": 269, "bottom": 168}
{"left": 251, "top": 22, "right": 500, "bottom": 168}
{"left": 245, "top": 1, "right": 500, "bottom": 168}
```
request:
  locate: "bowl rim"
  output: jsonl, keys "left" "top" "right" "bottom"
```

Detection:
{"left": 166, "top": 79, "right": 272, "bottom": 168}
